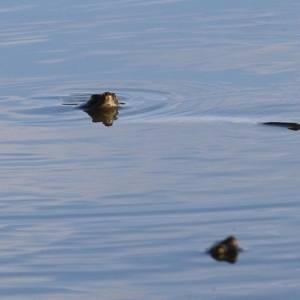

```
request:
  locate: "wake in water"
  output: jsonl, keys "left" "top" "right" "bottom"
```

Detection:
{"left": 11, "top": 89, "right": 300, "bottom": 130}
{"left": 95, "top": 90, "right": 299, "bottom": 130}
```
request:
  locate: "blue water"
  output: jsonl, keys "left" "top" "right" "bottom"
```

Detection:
{"left": 1, "top": 1, "right": 300, "bottom": 299}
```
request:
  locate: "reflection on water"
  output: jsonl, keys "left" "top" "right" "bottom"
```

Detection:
{"left": 1, "top": 1, "right": 300, "bottom": 300}
{"left": 84, "top": 107, "right": 118, "bottom": 126}
{"left": 2, "top": 84, "right": 299, "bottom": 299}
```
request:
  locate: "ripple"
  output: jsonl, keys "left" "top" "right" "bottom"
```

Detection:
{"left": 9, "top": 87, "right": 291, "bottom": 127}
{"left": 13, "top": 89, "right": 190, "bottom": 125}
{"left": 57, "top": 88, "right": 256, "bottom": 125}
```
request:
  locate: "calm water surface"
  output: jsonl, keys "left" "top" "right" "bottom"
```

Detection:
{"left": 1, "top": 1, "right": 300, "bottom": 299}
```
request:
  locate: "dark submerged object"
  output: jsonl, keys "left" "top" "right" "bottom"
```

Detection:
{"left": 261, "top": 122, "right": 300, "bottom": 131}
{"left": 208, "top": 236, "right": 241, "bottom": 264}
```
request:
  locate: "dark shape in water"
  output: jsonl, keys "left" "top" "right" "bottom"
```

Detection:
{"left": 84, "top": 108, "right": 118, "bottom": 126}
{"left": 76, "top": 92, "right": 123, "bottom": 126}
{"left": 208, "top": 236, "right": 240, "bottom": 264}
{"left": 261, "top": 122, "right": 300, "bottom": 131}
{"left": 78, "top": 92, "right": 119, "bottom": 110}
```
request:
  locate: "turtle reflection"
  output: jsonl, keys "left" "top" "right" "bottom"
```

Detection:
{"left": 84, "top": 107, "right": 118, "bottom": 126}
{"left": 207, "top": 236, "right": 241, "bottom": 264}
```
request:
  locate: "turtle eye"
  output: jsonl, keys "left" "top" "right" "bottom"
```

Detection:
{"left": 89, "top": 97, "right": 96, "bottom": 103}
{"left": 216, "top": 245, "right": 227, "bottom": 254}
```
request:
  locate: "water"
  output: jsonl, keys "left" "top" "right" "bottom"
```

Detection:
{"left": 1, "top": 1, "right": 300, "bottom": 299}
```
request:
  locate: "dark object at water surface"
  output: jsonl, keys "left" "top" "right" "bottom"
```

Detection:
{"left": 77, "top": 92, "right": 123, "bottom": 126}
{"left": 208, "top": 236, "right": 240, "bottom": 263}
{"left": 261, "top": 122, "right": 300, "bottom": 131}
{"left": 79, "top": 92, "right": 119, "bottom": 110}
